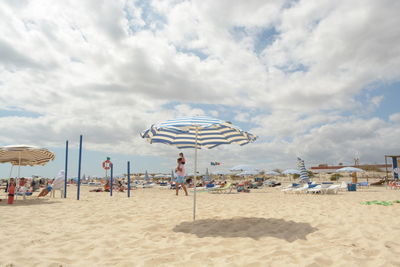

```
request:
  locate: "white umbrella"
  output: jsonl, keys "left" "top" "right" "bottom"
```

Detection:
{"left": 283, "top": 169, "right": 301, "bottom": 175}
{"left": 237, "top": 170, "right": 259, "bottom": 176}
{"left": 265, "top": 170, "right": 280, "bottom": 176}
{"left": 230, "top": 164, "right": 255, "bottom": 172}
{"left": 336, "top": 167, "right": 364, "bottom": 173}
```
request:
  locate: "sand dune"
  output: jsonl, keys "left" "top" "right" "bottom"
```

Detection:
{"left": 1, "top": 185, "right": 400, "bottom": 266}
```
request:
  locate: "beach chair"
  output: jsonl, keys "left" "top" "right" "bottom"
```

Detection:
{"left": 281, "top": 183, "right": 301, "bottom": 193}
{"left": 291, "top": 184, "right": 309, "bottom": 194}
{"left": 325, "top": 184, "right": 340, "bottom": 194}
{"left": 209, "top": 183, "right": 233, "bottom": 194}
{"left": 307, "top": 185, "right": 322, "bottom": 194}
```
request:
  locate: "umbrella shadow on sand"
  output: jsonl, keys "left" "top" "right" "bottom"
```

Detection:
{"left": 0, "top": 198, "right": 61, "bottom": 206}
{"left": 173, "top": 217, "right": 318, "bottom": 242}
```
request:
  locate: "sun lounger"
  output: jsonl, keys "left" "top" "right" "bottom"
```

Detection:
{"left": 209, "top": 183, "right": 233, "bottom": 194}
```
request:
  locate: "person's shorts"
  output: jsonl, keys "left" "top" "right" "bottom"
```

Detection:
{"left": 47, "top": 186, "right": 52, "bottom": 192}
{"left": 175, "top": 176, "right": 185, "bottom": 183}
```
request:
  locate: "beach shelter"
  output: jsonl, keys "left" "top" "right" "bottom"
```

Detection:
{"left": 141, "top": 116, "right": 256, "bottom": 220}
{"left": 297, "top": 157, "right": 310, "bottom": 183}
{"left": 0, "top": 145, "right": 55, "bottom": 177}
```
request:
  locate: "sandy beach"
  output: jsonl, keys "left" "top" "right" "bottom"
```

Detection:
{"left": 1, "top": 184, "right": 400, "bottom": 267}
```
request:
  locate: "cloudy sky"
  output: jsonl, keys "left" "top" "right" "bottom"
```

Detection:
{"left": 0, "top": 0, "right": 399, "bottom": 178}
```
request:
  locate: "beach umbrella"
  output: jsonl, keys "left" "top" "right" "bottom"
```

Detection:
{"left": 237, "top": 170, "right": 259, "bottom": 176}
{"left": 141, "top": 115, "right": 256, "bottom": 220}
{"left": 202, "top": 168, "right": 210, "bottom": 181}
{"left": 0, "top": 145, "right": 55, "bottom": 178}
{"left": 211, "top": 170, "right": 231, "bottom": 175}
{"left": 230, "top": 164, "right": 254, "bottom": 172}
{"left": 265, "top": 170, "right": 280, "bottom": 176}
{"left": 282, "top": 169, "right": 301, "bottom": 175}
{"left": 144, "top": 170, "right": 150, "bottom": 181}
{"left": 336, "top": 167, "right": 364, "bottom": 173}
{"left": 297, "top": 157, "right": 310, "bottom": 183}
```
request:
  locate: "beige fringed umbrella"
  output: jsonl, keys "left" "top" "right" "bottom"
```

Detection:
{"left": 0, "top": 145, "right": 55, "bottom": 177}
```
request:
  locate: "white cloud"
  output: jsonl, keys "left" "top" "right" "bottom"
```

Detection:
{"left": 0, "top": 0, "right": 399, "bottom": 174}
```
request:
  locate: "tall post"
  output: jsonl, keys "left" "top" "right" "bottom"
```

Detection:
{"left": 110, "top": 163, "right": 113, "bottom": 196}
{"left": 193, "top": 126, "right": 199, "bottom": 221}
{"left": 77, "top": 135, "right": 83, "bottom": 200}
{"left": 127, "top": 161, "right": 131, "bottom": 197}
{"left": 64, "top": 140, "right": 69, "bottom": 198}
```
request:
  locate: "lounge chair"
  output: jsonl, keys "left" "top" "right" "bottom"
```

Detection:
{"left": 324, "top": 184, "right": 340, "bottom": 194}
{"left": 291, "top": 184, "right": 309, "bottom": 194}
{"left": 281, "top": 183, "right": 301, "bottom": 193}
{"left": 209, "top": 183, "right": 233, "bottom": 194}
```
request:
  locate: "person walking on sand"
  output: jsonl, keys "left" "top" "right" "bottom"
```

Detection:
{"left": 175, "top": 158, "right": 188, "bottom": 196}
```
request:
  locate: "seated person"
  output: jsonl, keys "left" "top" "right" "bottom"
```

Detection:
{"left": 37, "top": 184, "right": 53, "bottom": 197}
{"left": 104, "top": 180, "right": 110, "bottom": 192}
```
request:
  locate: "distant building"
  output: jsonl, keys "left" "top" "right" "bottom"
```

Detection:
{"left": 310, "top": 164, "right": 391, "bottom": 173}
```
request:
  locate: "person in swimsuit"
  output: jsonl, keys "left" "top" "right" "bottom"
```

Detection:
{"left": 175, "top": 158, "right": 188, "bottom": 196}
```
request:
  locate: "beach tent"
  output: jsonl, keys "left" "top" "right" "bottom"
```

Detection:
{"left": 0, "top": 145, "right": 55, "bottom": 178}
{"left": 141, "top": 116, "right": 256, "bottom": 220}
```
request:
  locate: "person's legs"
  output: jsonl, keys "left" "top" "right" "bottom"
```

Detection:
{"left": 182, "top": 184, "right": 188, "bottom": 196}
{"left": 175, "top": 183, "right": 179, "bottom": 195}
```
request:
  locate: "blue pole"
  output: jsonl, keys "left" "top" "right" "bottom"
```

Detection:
{"left": 77, "top": 135, "right": 83, "bottom": 200}
{"left": 110, "top": 163, "right": 113, "bottom": 196}
{"left": 127, "top": 161, "right": 131, "bottom": 198}
{"left": 64, "top": 140, "right": 68, "bottom": 198}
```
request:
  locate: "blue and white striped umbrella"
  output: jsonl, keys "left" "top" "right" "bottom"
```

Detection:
{"left": 297, "top": 157, "right": 310, "bottom": 183}
{"left": 141, "top": 116, "right": 256, "bottom": 149}
{"left": 141, "top": 116, "right": 256, "bottom": 220}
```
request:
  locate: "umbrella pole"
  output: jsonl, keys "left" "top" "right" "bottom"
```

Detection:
{"left": 18, "top": 152, "right": 21, "bottom": 178}
{"left": 9, "top": 165, "right": 14, "bottom": 178}
{"left": 193, "top": 127, "right": 199, "bottom": 221}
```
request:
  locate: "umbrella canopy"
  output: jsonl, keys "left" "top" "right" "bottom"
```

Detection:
{"left": 336, "top": 167, "right": 364, "bottom": 173}
{"left": 230, "top": 164, "right": 254, "bottom": 172}
{"left": 0, "top": 145, "right": 55, "bottom": 166}
{"left": 265, "top": 170, "right": 280, "bottom": 176}
{"left": 211, "top": 170, "right": 231, "bottom": 175}
{"left": 283, "top": 169, "right": 301, "bottom": 175}
{"left": 141, "top": 116, "right": 256, "bottom": 221}
{"left": 153, "top": 174, "right": 168, "bottom": 178}
{"left": 237, "top": 170, "right": 259, "bottom": 176}
{"left": 297, "top": 157, "right": 310, "bottom": 183}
